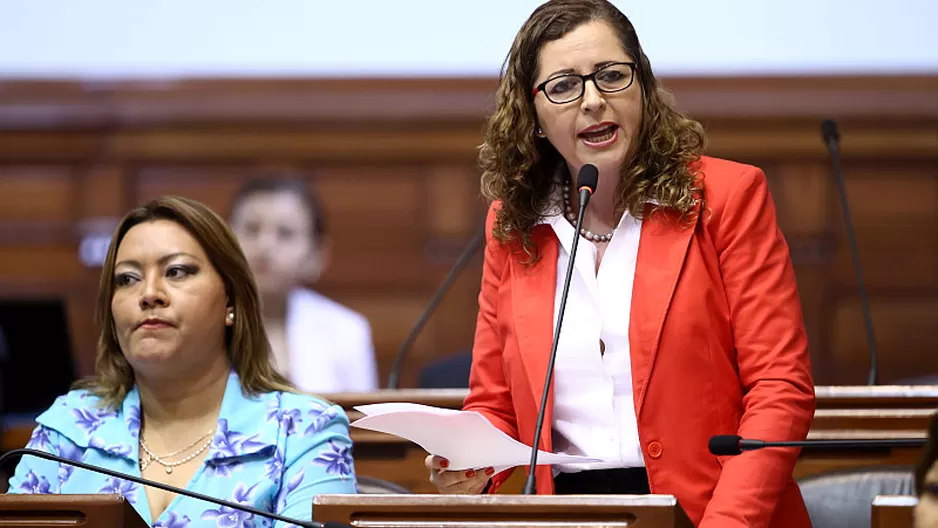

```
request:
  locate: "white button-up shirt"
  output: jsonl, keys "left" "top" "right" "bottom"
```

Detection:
{"left": 542, "top": 206, "right": 645, "bottom": 474}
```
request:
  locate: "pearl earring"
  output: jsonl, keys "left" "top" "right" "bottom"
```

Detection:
{"left": 227, "top": 310, "right": 235, "bottom": 322}
{"left": 535, "top": 127, "right": 544, "bottom": 137}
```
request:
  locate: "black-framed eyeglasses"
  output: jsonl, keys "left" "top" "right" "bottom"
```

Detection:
{"left": 532, "top": 62, "right": 637, "bottom": 104}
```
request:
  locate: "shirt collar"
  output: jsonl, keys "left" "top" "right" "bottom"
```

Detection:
{"left": 37, "top": 369, "right": 279, "bottom": 465}
{"left": 204, "top": 370, "right": 279, "bottom": 464}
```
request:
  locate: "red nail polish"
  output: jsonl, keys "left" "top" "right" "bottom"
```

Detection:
{"left": 440, "top": 459, "right": 449, "bottom": 469}
{"left": 466, "top": 470, "right": 476, "bottom": 477}
{"left": 485, "top": 467, "right": 495, "bottom": 476}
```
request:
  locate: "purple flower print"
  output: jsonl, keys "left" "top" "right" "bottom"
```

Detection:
{"left": 26, "top": 427, "right": 53, "bottom": 451}
{"left": 89, "top": 437, "right": 133, "bottom": 457}
{"left": 303, "top": 406, "right": 338, "bottom": 437}
{"left": 262, "top": 448, "right": 284, "bottom": 480}
{"left": 275, "top": 467, "right": 305, "bottom": 511}
{"left": 57, "top": 464, "right": 73, "bottom": 488}
{"left": 204, "top": 459, "right": 237, "bottom": 478}
{"left": 98, "top": 477, "right": 138, "bottom": 504}
{"left": 264, "top": 398, "right": 281, "bottom": 424}
{"left": 280, "top": 409, "right": 302, "bottom": 437}
{"left": 58, "top": 442, "right": 83, "bottom": 462}
{"left": 72, "top": 407, "right": 114, "bottom": 436}
{"left": 125, "top": 404, "right": 141, "bottom": 438}
{"left": 200, "top": 482, "right": 258, "bottom": 528}
{"left": 17, "top": 470, "right": 52, "bottom": 494}
{"left": 56, "top": 442, "right": 84, "bottom": 487}
{"left": 313, "top": 440, "right": 353, "bottom": 478}
{"left": 213, "top": 420, "right": 265, "bottom": 458}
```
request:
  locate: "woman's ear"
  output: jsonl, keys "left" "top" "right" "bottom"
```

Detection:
{"left": 224, "top": 291, "right": 234, "bottom": 327}
{"left": 302, "top": 236, "right": 333, "bottom": 284}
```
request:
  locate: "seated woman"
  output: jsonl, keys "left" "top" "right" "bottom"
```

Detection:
{"left": 916, "top": 412, "right": 938, "bottom": 528}
{"left": 6, "top": 195, "right": 358, "bottom": 527}
{"left": 229, "top": 175, "right": 378, "bottom": 393}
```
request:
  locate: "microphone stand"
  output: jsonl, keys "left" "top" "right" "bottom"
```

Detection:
{"left": 522, "top": 166, "right": 597, "bottom": 495}
{"left": 0, "top": 448, "right": 348, "bottom": 528}
{"left": 386, "top": 225, "right": 485, "bottom": 389}
{"left": 821, "top": 119, "right": 879, "bottom": 385}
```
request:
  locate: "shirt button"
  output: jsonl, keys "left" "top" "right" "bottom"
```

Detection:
{"left": 647, "top": 441, "right": 663, "bottom": 459}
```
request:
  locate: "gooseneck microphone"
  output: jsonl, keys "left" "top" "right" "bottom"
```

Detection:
{"left": 522, "top": 164, "right": 600, "bottom": 495}
{"left": 0, "top": 448, "right": 352, "bottom": 528}
{"left": 821, "top": 119, "right": 879, "bottom": 386}
{"left": 386, "top": 225, "right": 486, "bottom": 389}
{"left": 708, "top": 434, "right": 926, "bottom": 456}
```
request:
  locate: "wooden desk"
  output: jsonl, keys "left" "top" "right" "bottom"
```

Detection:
{"left": 798, "top": 386, "right": 938, "bottom": 479}
{"left": 0, "top": 494, "right": 148, "bottom": 528}
{"left": 3, "top": 386, "right": 936, "bottom": 494}
{"left": 340, "top": 386, "right": 938, "bottom": 492}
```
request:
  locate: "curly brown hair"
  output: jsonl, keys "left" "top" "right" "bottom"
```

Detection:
{"left": 74, "top": 195, "right": 296, "bottom": 408}
{"left": 479, "top": 0, "right": 706, "bottom": 260}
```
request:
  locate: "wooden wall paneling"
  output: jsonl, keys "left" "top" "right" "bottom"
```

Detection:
{"left": 833, "top": 162, "right": 938, "bottom": 291}
{"left": 0, "top": 165, "right": 91, "bottom": 377}
{"left": 110, "top": 127, "right": 484, "bottom": 164}
{"left": 701, "top": 126, "right": 938, "bottom": 384}
{"left": 832, "top": 299, "right": 938, "bottom": 383}
{"left": 760, "top": 162, "right": 837, "bottom": 381}
{"left": 0, "top": 132, "right": 103, "bottom": 162}
{"left": 826, "top": 160, "right": 938, "bottom": 383}
{"left": 0, "top": 76, "right": 935, "bottom": 388}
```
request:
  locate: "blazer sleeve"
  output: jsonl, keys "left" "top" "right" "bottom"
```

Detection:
{"left": 461, "top": 203, "right": 520, "bottom": 492}
{"left": 699, "top": 167, "right": 816, "bottom": 528}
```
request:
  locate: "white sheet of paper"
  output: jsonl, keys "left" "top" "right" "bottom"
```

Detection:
{"left": 351, "top": 402, "right": 602, "bottom": 472}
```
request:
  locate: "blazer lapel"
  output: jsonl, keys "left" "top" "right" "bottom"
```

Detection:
{"left": 511, "top": 225, "right": 559, "bottom": 450}
{"left": 630, "top": 206, "right": 697, "bottom": 416}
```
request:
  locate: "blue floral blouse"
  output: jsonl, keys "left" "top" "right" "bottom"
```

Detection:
{"left": 6, "top": 370, "right": 358, "bottom": 528}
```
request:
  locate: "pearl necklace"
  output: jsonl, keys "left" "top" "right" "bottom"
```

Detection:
{"left": 562, "top": 180, "right": 614, "bottom": 243}
{"left": 139, "top": 429, "right": 214, "bottom": 474}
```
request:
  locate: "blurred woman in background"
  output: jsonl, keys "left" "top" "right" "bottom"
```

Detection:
{"left": 229, "top": 174, "right": 378, "bottom": 393}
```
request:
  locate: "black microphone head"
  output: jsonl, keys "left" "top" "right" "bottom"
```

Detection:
{"left": 821, "top": 119, "right": 839, "bottom": 144}
{"left": 577, "top": 164, "right": 599, "bottom": 193}
{"left": 708, "top": 435, "right": 743, "bottom": 456}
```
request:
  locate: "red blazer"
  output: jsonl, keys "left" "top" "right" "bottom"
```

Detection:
{"left": 463, "top": 157, "right": 816, "bottom": 528}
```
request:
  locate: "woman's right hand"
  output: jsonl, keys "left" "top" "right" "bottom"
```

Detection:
{"left": 425, "top": 455, "right": 495, "bottom": 494}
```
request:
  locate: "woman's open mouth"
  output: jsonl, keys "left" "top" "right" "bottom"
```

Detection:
{"left": 578, "top": 124, "right": 619, "bottom": 147}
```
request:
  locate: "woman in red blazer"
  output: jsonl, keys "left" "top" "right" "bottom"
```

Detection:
{"left": 426, "top": 1, "right": 815, "bottom": 527}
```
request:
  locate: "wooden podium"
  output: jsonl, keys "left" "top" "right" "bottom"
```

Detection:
{"left": 871, "top": 495, "right": 917, "bottom": 528}
{"left": 313, "top": 494, "right": 694, "bottom": 528}
{"left": 0, "top": 494, "right": 148, "bottom": 528}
